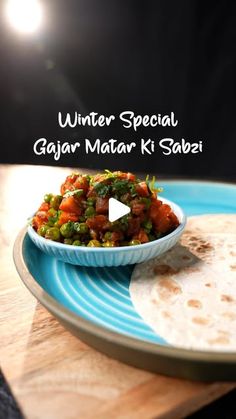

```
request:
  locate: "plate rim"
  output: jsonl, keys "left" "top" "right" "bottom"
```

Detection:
{"left": 14, "top": 224, "right": 236, "bottom": 365}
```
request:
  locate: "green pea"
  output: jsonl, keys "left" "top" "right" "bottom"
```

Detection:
{"left": 50, "top": 195, "right": 62, "bottom": 210}
{"left": 53, "top": 221, "right": 60, "bottom": 228}
{"left": 72, "top": 240, "right": 82, "bottom": 246}
{"left": 102, "top": 241, "right": 115, "bottom": 247}
{"left": 74, "top": 222, "right": 89, "bottom": 234}
{"left": 86, "top": 197, "right": 96, "bottom": 206}
{"left": 45, "top": 227, "right": 61, "bottom": 241}
{"left": 119, "top": 215, "right": 129, "bottom": 229}
{"left": 148, "top": 233, "right": 156, "bottom": 242}
{"left": 84, "top": 207, "right": 96, "bottom": 218}
{"left": 60, "top": 222, "right": 74, "bottom": 238}
{"left": 64, "top": 238, "right": 73, "bottom": 245}
{"left": 80, "top": 223, "right": 89, "bottom": 234}
{"left": 104, "top": 232, "right": 112, "bottom": 241}
{"left": 79, "top": 216, "right": 86, "bottom": 222}
{"left": 143, "top": 220, "right": 152, "bottom": 232}
{"left": 37, "top": 225, "right": 48, "bottom": 237}
{"left": 87, "top": 240, "right": 101, "bottom": 247}
{"left": 48, "top": 208, "right": 57, "bottom": 217}
{"left": 47, "top": 208, "right": 58, "bottom": 226}
{"left": 129, "top": 239, "right": 141, "bottom": 246}
{"left": 44, "top": 193, "right": 53, "bottom": 203}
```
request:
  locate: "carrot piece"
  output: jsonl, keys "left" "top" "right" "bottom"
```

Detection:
{"left": 96, "top": 197, "right": 109, "bottom": 214}
{"left": 59, "top": 196, "right": 82, "bottom": 215}
{"left": 58, "top": 211, "right": 79, "bottom": 225}
{"left": 38, "top": 202, "right": 50, "bottom": 212}
{"left": 135, "top": 182, "right": 149, "bottom": 197}
{"left": 32, "top": 211, "right": 48, "bottom": 229}
{"left": 86, "top": 215, "right": 109, "bottom": 230}
{"left": 133, "top": 229, "right": 149, "bottom": 243}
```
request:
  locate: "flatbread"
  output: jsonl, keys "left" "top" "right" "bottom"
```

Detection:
{"left": 184, "top": 214, "right": 236, "bottom": 234}
{"left": 130, "top": 214, "right": 236, "bottom": 351}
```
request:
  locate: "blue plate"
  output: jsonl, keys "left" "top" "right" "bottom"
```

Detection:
{"left": 14, "top": 181, "right": 236, "bottom": 381}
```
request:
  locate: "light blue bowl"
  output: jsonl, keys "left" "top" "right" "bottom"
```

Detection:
{"left": 27, "top": 197, "right": 186, "bottom": 267}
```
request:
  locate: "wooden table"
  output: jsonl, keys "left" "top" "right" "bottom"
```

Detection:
{"left": 0, "top": 164, "right": 235, "bottom": 419}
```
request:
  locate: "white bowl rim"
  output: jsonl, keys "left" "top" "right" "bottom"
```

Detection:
{"left": 27, "top": 197, "right": 186, "bottom": 253}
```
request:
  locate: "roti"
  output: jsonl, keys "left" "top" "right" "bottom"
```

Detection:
{"left": 130, "top": 214, "right": 236, "bottom": 351}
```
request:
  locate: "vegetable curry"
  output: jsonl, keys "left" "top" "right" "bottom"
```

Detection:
{"left": 32, "top": 170, "right": 179, "bottom": 247}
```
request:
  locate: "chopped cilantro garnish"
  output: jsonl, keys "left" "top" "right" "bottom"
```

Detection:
{"left": 104, "top": 169, "right": 116, "bottom": 180}
{"left": 129, "top": 183, "right": 137, "bottom": 197}
{"left": 94, "top": 182, "right": 110, "bottom": 197}
{"left": 146, "top": 175, "right": 163, "bottom": 195}
{"left": 120, "top": 214, "right": 129, "bottom": 226}
{"left": 142, "top": 219, "right": 152, "bottom": 232}
{"left": 64, "top": 189, "right": 84, "bottom": 198}
{"left": 112, "top": 179, "right": 129, "bottom": 195}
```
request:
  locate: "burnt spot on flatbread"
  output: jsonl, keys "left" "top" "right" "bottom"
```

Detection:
{"left": 222, "top": 312, "right": 236, "bottom": 320}
{"left": 161, "top": 311, "right": 172, "bottom": 319}
{"left": 208, "top": 336, "right": 230, "bottom": 345}
{"left": 188, "top": 235, "right": 200, "bottom": 243}
{"left": 183, "top": 230, "right": 190, "bottom": 235}
{"left": 181, "top": 236, "right": 200, "bottom": 247}
{"left": 230, "top": 251, "right": 236, "bottom": 257}
{"left": 217, "top": 330, "right": 230, "bottom": 336}
{"left": 192, "top": 317, "right": 209, "bottom": 325}
{"left": 230, "top": 265, "right": 236, "bottom": 271}
{"left": 221, "top": 294, "right": 235, "bottom": 303}
{"left": 181, "top": 236, "right": 214, "bottom": 263}
{"left": 187, "top": 299, "right": 202, "bottom": 309}
{"left": 181, "top": 255, "right": 192, "bottom": 261}
{"left": 156, "top": 278, "right": 182, "bottom": 301}
{"left": 205, "top": 283, "right": 212, "bottom": 287}
{"left": 153, "top": 264, "right": 179, "bottom": 275}
{"left": 151, "top": 295, "right": 159, "bottom": 304}
{"left": 195, "top": 240, "right": 213, "bottom": 254}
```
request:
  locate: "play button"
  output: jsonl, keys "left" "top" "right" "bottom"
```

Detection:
{"left": 108, "top": 198, "right": 130, "bottom": 222}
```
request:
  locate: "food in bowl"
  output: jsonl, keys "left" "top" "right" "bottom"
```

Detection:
{"left": 31, "top": 170, "right": 179, "bottom": 247}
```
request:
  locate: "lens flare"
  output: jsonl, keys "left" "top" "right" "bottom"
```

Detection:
{"left": 5, "top": 0, "right": 42, "bottom": 34}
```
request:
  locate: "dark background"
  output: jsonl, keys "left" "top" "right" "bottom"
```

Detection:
{"left": 1, "top": 2, "right": 236, "bottom": 417}
{"left": 0, "top": 0, "right": 236, "bottom": 179}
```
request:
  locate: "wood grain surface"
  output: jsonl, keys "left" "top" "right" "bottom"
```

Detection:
{"left": 0, "top": 164, "right": 235, "bottom": 419}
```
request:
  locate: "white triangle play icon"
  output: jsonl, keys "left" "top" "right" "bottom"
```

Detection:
{"left": 108, "top": 198, "right": 130, "bottom": 222}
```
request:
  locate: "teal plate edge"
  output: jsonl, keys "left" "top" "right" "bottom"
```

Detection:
{"left": 22, "top": 231, "right": 169, "bottom": 345}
